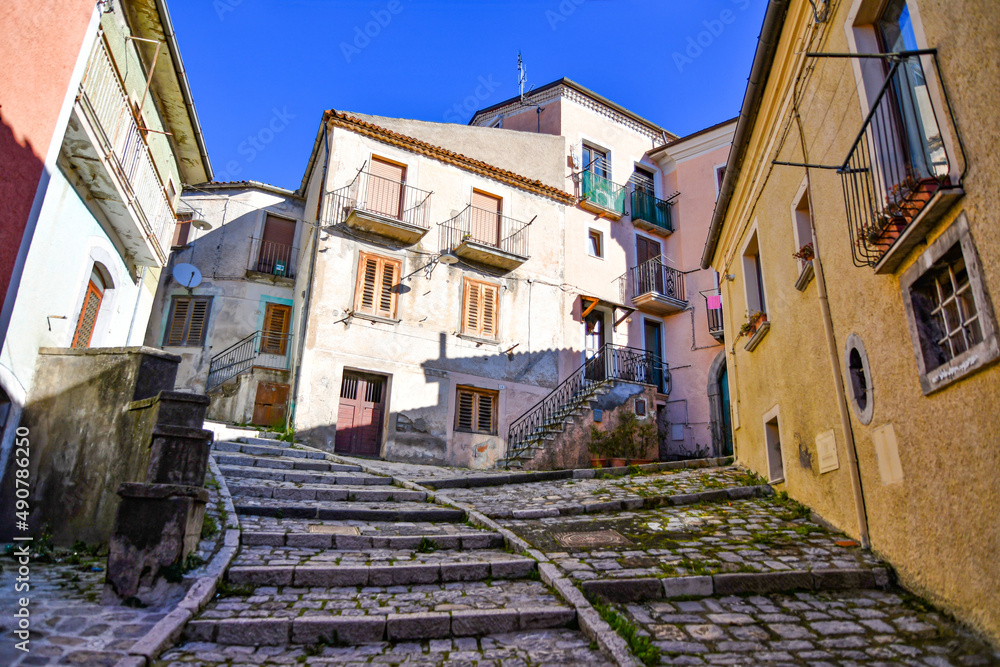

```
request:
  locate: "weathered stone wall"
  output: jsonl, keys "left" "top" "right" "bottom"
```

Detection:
{"left": 0, "top": 347, "right": 180, "bottom": 544}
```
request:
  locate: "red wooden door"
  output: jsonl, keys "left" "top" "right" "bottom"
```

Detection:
{"left": 252, "top": 382, "right": 289, "bottom": 427}
{"left": 335, "top": 371, "right": 386, "bottom": 457}
{"left": 636, "top": 236, "right": 663, "bottom": 294}
{"left": 72, "top": 280, "right": 104, "bottom": 348}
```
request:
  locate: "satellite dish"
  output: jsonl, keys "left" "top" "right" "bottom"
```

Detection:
{"left": 190, "top": 218, "right": 213, "bottom": 231}
{"left": 172, "top": 263, "right": 202, "bottom": 288}
{"left": 438, "top": 251, "right": 459, "bottom": 265}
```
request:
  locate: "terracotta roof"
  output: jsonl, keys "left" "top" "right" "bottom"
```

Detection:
{"left": 325, "top": 110, "right": 575, "bottom": 204}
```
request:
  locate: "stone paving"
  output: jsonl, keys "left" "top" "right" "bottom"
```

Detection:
{"left": 436, "top": 467, "right": 766, "bottom": 518}
{"left": 619, "top": 589, "right": 1000, "bottom": 665}
{"left": 229, "top": 544, "right": 534, "bottom": 569}
{"left": 157, "top": 630, "right": 612, "bottom": 665}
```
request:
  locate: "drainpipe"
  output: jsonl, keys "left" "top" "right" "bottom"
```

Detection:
{"left": 794, "top": 108, "right": 871, "bottom": 549}
{"left": 288, "top": 119, "right": 330, "bottom": 431}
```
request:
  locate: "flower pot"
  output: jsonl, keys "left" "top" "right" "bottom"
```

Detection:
{"left": 590, "top": 457, "right": 608, "bottom": 469}
{"left": 609, "top": 457, "right": 628, "bottom": 468}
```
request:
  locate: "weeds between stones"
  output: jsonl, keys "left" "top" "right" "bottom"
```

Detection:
{"left": 217, "top": 580, "right": 257, "bottom": 597}
{"left": 200, "top": 515, "right": 219, "bottom": 539}
{"left": 592, "top": 600, "right": 660, "bottom": 666}
{"left": 417, "top": 537, "right": 438, "bottom": 553}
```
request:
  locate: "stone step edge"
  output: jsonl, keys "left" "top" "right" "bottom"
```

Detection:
{"left": 217, "top": 464, "right": 394, "bottom": 486}
{"left": 227, "top": 484, "right": 425, "bottom": 502}
{"left": 224, "top": 558, "right": 537, "bottom": 587}
{"left": 487, "top": 484, "right": 773, "bottom": 519}
{"left": 213, "top": 454, "right": 363, "bottom": 473}
{"left": 579, "top": 567, "right": 894, "bottom": 604}
{"left": 232, "top": 503, "right": 466, "bottom": 523}
{"left": 419, "top": 456, "right": 737, "bottom": 489}
{"left": 242, "top": 531, "right": 505, "bottom": 550}
{"left": 184, "top": 606, "right": 576, "bottom": 646}
{"left": 214, "top": 441, "right": 327, "bottom": 460}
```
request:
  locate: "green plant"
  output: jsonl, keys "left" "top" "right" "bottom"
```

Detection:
{"left": 217, "top": 580, "right": 257, "bottom": 597}
{"left": 200, "top": 515, "right": 219, "bottom": 539}
{"left": 589, "top": 410, "right": 658, "bottom": 461}
{"left": 592, "top": 600, "right": 660, "bottom": 666}
{"left": 417, "top": 537, "right": 437, "bottom": 553}
{"left": 792, "top": 242, "right": 814, "bottom": 262}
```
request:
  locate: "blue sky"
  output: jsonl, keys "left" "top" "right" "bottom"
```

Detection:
{"left": 169, "top": 0, "right": 767, "bottom": 190}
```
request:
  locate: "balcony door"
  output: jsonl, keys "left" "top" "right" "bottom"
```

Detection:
{"left": 644, "top": 319, "right": 665, "bottom": 392}
{"left": 72, "top": 268, "right": 106, "bottom": 348}
{"left": 584, "top": 308, "right": 607, "bottom": 381}
{"left": 258, "top": 215, "right": 295, "bottom": 275}
{"left": 367, "top": 156, "right": 406, "bottom": 220}
{"left": 336, "top": 371, "right": 386, "bottom": 457}
{"left": 636, "top": 236, "right": 663, "bottom": 295}
{"left": 470, "top": 190, "right": 502, "bottom": 247}
{"left": 260, "top": 303, "right": 291, "bottom": 357}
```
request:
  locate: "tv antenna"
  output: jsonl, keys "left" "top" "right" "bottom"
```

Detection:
{"left": 517, "top": 51, "right": 544, "bottom": 132}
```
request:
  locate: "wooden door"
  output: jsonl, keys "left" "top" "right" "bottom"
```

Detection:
{"left": 644, "top": 319, "right": 664, "bottom": 391}
{"left": 72, "top": 277, "right": 104, "bottom": 348}
{"left": 636, "top": 236, "right": 663, "bottom": 294}
{"left": 253, "top": 382, "right": 289, "bottom": 427}
{"left": 584, "top": 309, "right": 606, "bottom": 381}
{"left": 260, "top": 303, "right": 291, "bottom": 356}
{"left": 335, "top": 371, "right": 386, "bottom": 457}
{"left": 366, "top": 157, "right": 406, "bottom": 219}
{"left": 470, "top": 190, "right": 502, "bottom": 246}
{"left": 258, "top": 215, "right": 295, "bottom": 274}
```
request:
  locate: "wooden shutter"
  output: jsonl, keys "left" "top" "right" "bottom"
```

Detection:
{"left": 165, "top": 298, "right": 191, "bottom": 346}
{"left": 187, "top": 299, "right": 210, "bottom": 345}
{"left": 355, "top": 253, "right": 400, "bottom": 319}
{"left": 463, "top": 279, "right": 499, "bottom": 339}
{"left": 470, "top": 190, "right": 502, "bottom": 245}
{"left": 164, "top": 296, "right": 211, "bottom": 346}
{"left": 455, "top": 386, "right": 497, "bottom": 434}
{"left": 477, "top": 393, "right": 495, "bottom": 432}
{"left": 637, "top": 236, "right": 661, "bottom": 265}
{"left": 72, "top": 281, "right": 103, "bottom": 348}
{"left": 367, "top": 156, "right": 406, "bottom": 219}
{"left": 456, "top": 389, "right": 475, "bottom": 431}
{"left": 261, "top": 303, "right": 291, "bottom": 355}
{"left": 261, "top": 215, "right": 296, "bottom": 247}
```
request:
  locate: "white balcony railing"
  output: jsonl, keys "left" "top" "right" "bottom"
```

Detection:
{"left": 78, "top": 36, "right": 175, "bottom": 264}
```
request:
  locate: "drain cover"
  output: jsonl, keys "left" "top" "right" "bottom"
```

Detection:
{"left": 553, "top": 529, "right": 632, "bottom": 548}
{"left": 307, "top": 525, "right": 360, "bottom": 535}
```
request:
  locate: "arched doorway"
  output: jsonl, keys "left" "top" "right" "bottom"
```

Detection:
{"left": 707, "top": 350, "right": 733, "bottom": 457}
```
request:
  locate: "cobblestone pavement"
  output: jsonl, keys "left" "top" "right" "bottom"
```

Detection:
{"left": 619, "top": 589, "right": 1000, "bottom": 666}
{"left": 158, "top": 630, "right": 612, "bottom": 665}
{"left": 0, "top": 469, "right": 229, "bottom": 667}
{"left": 436, "top": 467, "right": 763, "bottom": 518}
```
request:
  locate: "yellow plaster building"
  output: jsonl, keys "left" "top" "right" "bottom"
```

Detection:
{"left": 703, "top": 0, "right": 1000, "bottom": 643}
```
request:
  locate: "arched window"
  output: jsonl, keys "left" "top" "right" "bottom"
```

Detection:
{"left": 72, "top": 267, "right": 107, "bottom": 348}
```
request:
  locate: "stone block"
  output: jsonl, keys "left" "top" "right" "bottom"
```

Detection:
{"left": 294, "top": 566, "right": 368, "bottom": 587}
{"left": 461, "top": 533, "right": 502, "bottom": 550}
{"left": 335, "top": 534, "right": 373, "bottom": 550}
{"left": 241, "top": 532, "right": 286, "bottom": 547}
{"left": 370, "top": 564, "right": 440, "bottom": 586}
{"left": 662, "top": 576, "right": 714, "bottom": 598}
{"left": 713, "top": 571, "right": 813, "bottom": 595}
{"left": 451, "top": 609, "right": 519, "bottom": 636}
{"left": 145, "top": 424, "right": 212, "bottom": 487}
{"left": 227, "top": 566, "right": 294, "bottom": 586}
{"left": 272, "top": 487, "right": 317, "bottom": 501}
{"left": 582, "top": 578, "right": 662, "bottom": 603}
{"left": 285, "top": 533, "right": 332, "bottom": 548}
{"left": 215, "top": 618, "right": 290, "bottom": 645}
{"left": 386, "top": 612, "right": 450, "bottom": 640}
{"left": 291, "top": 617, "right": 385, "bottom": 644}
{"left": 519, "top": 607, "right": 576, "bottom": 630}
{"left": 812, "top": 568, "right": 876, "bottom": 591}
{"left": 315, "top": 488, "right": 349, "bottom": 501}
{"left": 183, "top": 620, "right": 216, "bottom": 642}
{"left": 440, "top": 562, "right": 489, "bottom": 582}
{"left": 490, "top": 559, "right": 535, "bottom": 579}
{"left": 293, "top": 461, "right": 331, "bottom": 471}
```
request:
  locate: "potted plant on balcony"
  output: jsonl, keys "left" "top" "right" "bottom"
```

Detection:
{"left": 738, "top": 310, "right": 766, "bottom": 339}
{"left": 791, "top": 242, "right": 814, "bottom": 263}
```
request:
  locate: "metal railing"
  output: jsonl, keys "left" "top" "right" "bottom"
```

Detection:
{"left": 620, "top": 257, "right": 686, "bottom": 304}
{"left": 248, "top": 238, "right": 297, "bottom": 278}
{"left": 206, "top": 330, "right": 292, "bottom": 390}
{"left": 581, "top": 171, "right": 626, "bottom": 215}
{"left": 841, "top": 51, "right": 957, "bottom": 267}
{"left": 78, "top": 36, "right": 175, "bottom": 264}
{"left": 630, "top": 190, "right": 674, "bottom": 233}
{"left": 703, "top": 289, "right": 724, "bottom": 338}
{"left": 328, "top": 169, "right": 432, "bottom": 229}
{"left": 504, "top": 343, "right": 662, "bottom": 466}
{"left": 439, "top": 204, "right": 532, "bottom": 258}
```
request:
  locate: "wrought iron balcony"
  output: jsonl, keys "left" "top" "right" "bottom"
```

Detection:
{"left": 841, "top": 51, "right": 964, "bottom": 273}
{"left": 620, "top": 257, "right": 687, "bottom": 315}
{"left": 69, "top": 37, "right": 176, "bottom": 266}
{"left": 206, "top": 330, "right": 292, "bottom": 390}
{"left": 247, "top": 238, "right": 297, "bottom": 279}
{"left": 330, "top": 169, "right": 432, "bottom": 244}
{"left": 703, "top": 289, "right": 724, "bottom": 341}
{"left": 580, "top": 171, "right": 626, "bottom": 218}
{"left": 630, "top": 190, "right": 675, "bottom": 236}
{"left": 439, "top": 204, "right": 532, "bottom": 270}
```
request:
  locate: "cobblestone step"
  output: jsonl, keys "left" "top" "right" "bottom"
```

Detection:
{"left": 242, "top": 529, "right": 505, "bottom": 550}
{"left": 233, "top": 498, "right": 466, "bottom": 523}
{"left": 237, "top": 515, "right": 501, "bottom": 539}
{"left": 227, "top": 481, "right": 426, "bottom": 503}
{"left": 217, "top": 463, "right": 393, "bottom": 486}
{"left": 214, "top": 440, "right": 327, "bottom": 460}
{"left": 225, "top": 550, "right": 537, "bottom": 585}
{"left": 237, "top": 435, "right": 294, "bottom": 447}
{"left": 184, "top": 580, "right": 573, "bottom": 645}
{"left": 213, "top": 452, "right": 363, "bottom": 473}
{"left": 157, "top": 630, "right": 612, "bottom": 666}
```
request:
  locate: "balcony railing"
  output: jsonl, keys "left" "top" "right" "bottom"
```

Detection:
{"left": 206, "top": 330, "right": 292, "bottom": 390}
{"left": 630, "top": 190, "right": 674, "bottom": 234}
{"left": 248, "top": 238, "right": 297, "bottom": 278}
{"left": 580, "top": 171, "right": 626, "bottom": 216}
{"left": 439, "top": 204, "right": 531, "bottom": 260}
{"left": 841, "top": 51, "right": 960, "bottom": 269}
{"left": 329, "top": 169, "right": 432, "bottom": 229}
{"left": 621, "top": 257, "right": 686, "bottom": 303}
{"left": 78, "top": 37, "right": 175, "bottom": 265}
{"left": 703, "top": 289, "right": 724, "bottom": 340}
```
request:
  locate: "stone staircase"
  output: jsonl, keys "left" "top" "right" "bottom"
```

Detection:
{"left": 161, "top": 434, "right": 587, "bottom": 658}
{"left": 496, "top": 380, "right": 611, "bottom": 469}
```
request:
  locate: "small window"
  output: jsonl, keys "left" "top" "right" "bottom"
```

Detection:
{"left": 455, "top": 386, "right": 498, "bottom": 435}
{"left": 463, "top": 278, "right": 499, "bottom": 339}
{"left": 164, "top": 295, "right": 212, "bottom": 347}
{"left": 583, "top": 143, "right": 610, "bottom": 179}
{"left": 628, "top": 167, "right": 655, "bottom": 196}
{"left": 792, "top": 181, "right": 815, "bottom": 268}
{"left": 845, "top": 333, "right": 874, "bottom": 425}
{"left": 172, "top": 213, "right": 193, "bottom": 248}
{"left": 715, "top": 165, "right": 726, "bottom": 194}
{"left": 354, "top": 253, "right": 401, "bottom": 319}
{"left": 901, "top": 214, "right": 998, "bottom": 394}
{"left": 587, "top": 229, "right": 603, "bottom": 258}
{"left": 634, "top": 398, "right": 647, "bottom": 417}
{"left": 742, "top": 230, "right": 767, "bottom": 316}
